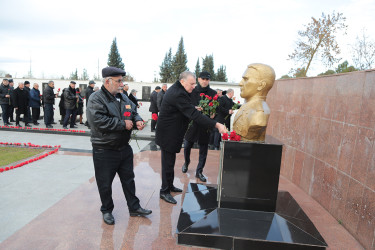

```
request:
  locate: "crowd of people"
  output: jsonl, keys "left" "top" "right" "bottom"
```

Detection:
{"left": 1, "top": 68, "right": 238, "bottom": 225}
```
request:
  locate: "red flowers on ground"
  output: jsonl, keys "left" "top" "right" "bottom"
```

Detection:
{"left": 152, "top": 113, "right": 158, "bottom": 121}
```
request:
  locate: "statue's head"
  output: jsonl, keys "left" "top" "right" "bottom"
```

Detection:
{"left": 239, "top": 63, "right": 275, "bottom": 101}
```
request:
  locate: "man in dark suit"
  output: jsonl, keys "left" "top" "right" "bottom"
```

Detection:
{"left": 156, "top": 71, "right": 227, "bottom": 204}
{"left": 213, "top": 88, "right": 235, "bottom": 149}
{"left": 149, "top": 86, "right": 161, "bottom": 132}
{"left": 156, "top": 84, "right": 167, "bottom": 111}
{"left": 182, "top": 71, "right": 217, "bottom": 182}
{"left": 12, "top": 82, "right": 32, "bottom": 127}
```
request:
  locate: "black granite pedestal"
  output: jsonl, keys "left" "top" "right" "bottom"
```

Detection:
{"left": 176, "top": 139, "right": 327, "bottom": 249}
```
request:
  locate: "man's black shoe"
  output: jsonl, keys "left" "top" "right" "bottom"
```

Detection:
{"left": 182, "top": 162, "right": 189, "bottom": 173}
{"left": 46, "top": 125, "right": 53, "bottom": 128}
{"left": 10, "top": 119, "right": 15, "bottom": 122}
{"left": 160, "top": 193, "right": 177, "bottom": 204}
{"left": 25, "top": 123, "right": 32, "bottom": 127}
{"left": 196, "top": 172, "right": 207, "bottom": 182}
{"left": 70, "top": 125, "right": 78, "bottom": 128}
{"left": 7, "top": 122, "right": 13, "bottom": 125}
{"left": 129, "top": 207, "right": 152, "bottom": 217}
{"left": 170, "top": 186, "right": 183, "bottom": 192}
{"left": 51, "top": 122, "right": 57, "bottom": 124}
{"left": 151, "top": 129, "right": 155, "bottom": 132}
{"left": 33, "top": 122, "right": 40, "bottom": 125}
{"left": 103, "top": 213, "right": 115, "bottom": 225}
{"left": 63, "top": 126, "right": 68, "bottom": 129}
{"left": 15, "top": 123, "right": 21, "bottom": 127}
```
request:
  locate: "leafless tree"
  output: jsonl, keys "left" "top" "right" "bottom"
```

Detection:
{"left": 288, "top": 12, "right": 347, "bottom": 77}
{"left": 351, "top": 29, "right": 375, "bottom": 70}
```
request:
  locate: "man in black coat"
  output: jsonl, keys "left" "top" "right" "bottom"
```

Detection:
{"left": 0, "top": 78, "right": 12, "bottom": 125}
{"left": 84, "top": 80, "right": 95, "bottom": 127}
{"left": 12, "top": 82, "right": 32, "bottom": 127}
{"left": 43, "top": 80, "right": 59, "bottom": 128}
{"left": 29, "top": 83, "right": 41, "bottom": 125}
{"left": 62, "top": 81, "right": 78, "bottom": 129}
{"left": 182, "top": 71, "right": 217, "bottom": 182}
{"left": 149, "top": 86, "right": 161, "bottom": 132}
{"left": 156, "top": 71, "right": 227, "bottom": 204}
{"left": 213, "top": 89, "right": 235, "bottom": 149}
{"left": 156, "top": 83, "right": 167, "bottom": 111}
{"left": 87, "top": 66, "right": 152, "bottom": 225}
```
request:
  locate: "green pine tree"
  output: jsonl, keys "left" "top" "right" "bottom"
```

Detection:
{"left": 216, "top": 65, "right": 227, "bottom": 82}
{"left": 172, "top": 37, "right": 188, "bottom": 81}
{"left": 70, "top": 68, "right": 78, "bottom": 80}
{"left": 195, "top": 58, "right": 201, "bottom": 81}
{"left": 202, "top": 55, "right": 215, "bottom": 80}
{"left": 159, "top": 48, "right": 174, "bottom": 83}
{"left": 107, "top": 37, "right": 125, "bottom": 69}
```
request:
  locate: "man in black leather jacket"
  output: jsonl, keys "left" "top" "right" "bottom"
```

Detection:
{"left": 86, "top": 66, "right": 152, "bottom": 225}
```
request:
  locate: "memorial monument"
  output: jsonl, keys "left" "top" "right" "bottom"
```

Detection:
{"left": 176, "top": 64, "right": 327, "bottom": 249}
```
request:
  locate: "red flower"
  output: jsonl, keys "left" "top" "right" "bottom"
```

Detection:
{"left": 205, "top": 95, "right": 210, "bottom": 99}
{"left": 208, "top": 102, "right": 213, "bottom": 107}
{"left": 238, "top": 101, "right": 240, "bottom": 104}
{"left": 230, "top": 131, "right": 237, "bottom": 140}
{"left": 58, "top": 88, "right": 61, "bottom": 92}
{"left": 207, "top": 96, "right": 212, "bottom": 101}
{"left": 200, "top": 93, "right": 205, "bottom": 97}
{"left": 0, "top": 168, "right": 3, "bottom": 172}
{"left": 152, "top": 113, "right": 158, "bottom": 121}
{"left": 222, "top": 133, "right": 229, "bottom": 140}
{"left": 213, "top": 95, "right": 218, "bottom": 101}
{"left": 124, "top": 111, "right": 131, "bottom": 117}
{"left": 5, "top": 167, "right": 9, "bottom": 171}
{"left": 235, "top": 134, "right": 241, "bottom": 141}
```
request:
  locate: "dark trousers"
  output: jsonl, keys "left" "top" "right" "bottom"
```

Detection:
{"left": 160, "top": 149, "right": 176, "bottom": 194}
{"left": 63, "top": 108, "right": 77, "bottom": 127}
{"left": 213, "top": 128, "right": 221, "bottom": 149}
{"left": 16, "top": 110, "right": 29, "bottom": 125}
{"left": 32, "top": 107, "right": 40, "bottom": 123}
{"left": 44, "top": 103, "right": 53, "bottom": 125}
{"left": 93, "top": 145, "right": 140, "bottom": 213}
{"left": 184, "top": 140, "right": 208, "bottom": 174}
{"left": 8, "top": 105, "right": 14, "bottom": 121}
{"left": 1, "top": 104, "right": 10, "bottom": 124}
{"left": 151, "top": 112, "right": 157, "bottom": 130}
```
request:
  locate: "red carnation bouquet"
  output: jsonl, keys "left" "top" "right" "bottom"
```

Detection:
{"left": 152, "top": 113, "right": 158, "bottom": 121}
{"left": 198, "top": 93, "right": 219, "bottom": 116}
{"left": 222, "top": 130, "right": 241, "bottom": 141}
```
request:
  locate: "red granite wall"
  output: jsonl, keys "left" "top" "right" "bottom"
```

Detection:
{"left": 266, "top": 69, "right": 375, "bottom": 249}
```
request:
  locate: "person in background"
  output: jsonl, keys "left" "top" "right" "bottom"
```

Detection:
{"left": 123, "top": 83, "right": 129, "bottom": 97}
{"left": 13, "top": 82, "right": 32, "bottom": 127}
{"left": 149, "top": 86, "right": 161, "bottom": 132}
{"left": 76, "top": 87, "right": 84, "bottom": 124}
{"left": 43, "top": 80, "right": 59, "bottom": 128}
{"left": 62, "top": 81, "right": 78, "bottom": 129}
{"left": 93, "top": 86, "right": 99, "bottom": 92}
{"left": 128, "top": 89, "right": 139, "bottom": 108}
{"left": 29, "top": 83, "right": 41, "bottom": 125}
{"left": 84, "top": 80, "right": 95, "bottom": 127}
{"left": 8, "top": 79, "right": 15, "bottom": 123}
{"left": 0, "top": 78, "right": 12, "bottom": 125}
{"left": 24, "top": 81, "right": 32, "bottom": 123}
{"left": 157, "top": 83, "right": 167, "bottom": 111}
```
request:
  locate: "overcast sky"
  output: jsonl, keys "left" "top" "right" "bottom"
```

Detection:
{"left": 0, "top": 0, "right": 374, "bottom": 82}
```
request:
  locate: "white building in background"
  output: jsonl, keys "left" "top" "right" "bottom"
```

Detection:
{"left": 9, "top": 79, "right": 243, "bottom": 103}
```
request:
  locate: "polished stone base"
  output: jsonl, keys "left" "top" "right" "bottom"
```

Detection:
{"left": 177, "top": 183, "right": 327, "bottom": 250}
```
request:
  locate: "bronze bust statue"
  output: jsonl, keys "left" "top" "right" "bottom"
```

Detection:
{"left": 233, "top": 63, "right": 275, "bottom": 142}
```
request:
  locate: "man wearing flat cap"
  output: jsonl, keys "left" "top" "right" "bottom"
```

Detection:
{"left": 62, "top": 81, "right": 78, "bottom": 129}
{"left": 87, "top": 66, "right": 152, "bottom": 225}
{"left": 182, "top": 71, "right": 217, "bottom": 182}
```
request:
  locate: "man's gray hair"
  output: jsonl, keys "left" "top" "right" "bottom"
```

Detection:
{"left": 227, "top": 88, "right": 234, "bottom": 94}
{"left": 162, "top": 83, "right": 167, "bottom": 87}
{"left": 48, "top": 80, "right": 54, "bottom": 84}
{"left": 102, "top": 77, "right": 110, "bottom": 84}
{"left": 130, "top": 89, "right": 137, "bottom": 95}
{"left": 179, "top": 71, "right": 196, "bottom": 81}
